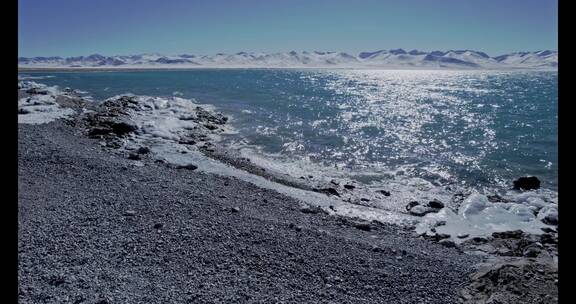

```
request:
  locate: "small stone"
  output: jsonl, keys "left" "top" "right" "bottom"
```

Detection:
{"left": 177, "top": 164, "right": 198, "bottom": 170}
{"left": 128, "top": 153, "right": 141, "bottom": 160}
{"left": 434, "top": 233, "right": 451, "bottom": 241}
{"left": 230, "top": 207, "right": 240, "bottom": 213}
{"left": 396, "top": 256, "right": 403, "bottom": 261}
{"left": 352, "top": 222, "right": 372, "bottom": 232}
{"left": 434, "top": 221, "right": 447, "bottom": 227}
{"left": 492, "top": 230, "right": 524, "bottom": 239}
{"left": 316, "top": 187, "right": 340, "bottom": 197}
{"left": 487, "top": 194, "right": 508, "bottom": 203}
{"left": 300, "top": 205, "right": 326, "bottom": 214}
{"left": 153, "top": 223, "right": 163, "bottom": 229}
{"left": 360, "top": 198, "right": 370, "bottom": 202}
{"left": 439, "top": 239, "right": 456, "bottom": 248}
{"left": 409, "top": 205, "right": 435, "bottom": 216}
{"left": 179, "top": 139, "right": 197, "bottom": 145}
{"left": 378, "top": 190, "right": 391, "bottom": 196}
{"left": 471, "top": 237, "right": 488, "bottom": 244}
{"left": 406, "top": 201, "right": 420, "bottom": 211}
{"left": 457, "top": 233, "right": 470, "bottom": 239}
{"left": 427, "top": 199, "right": 444, "bottom": 209}
{"left": 344, "top": 184, "right": 356, "bottom": 190}
{"left": 330, "top": 180, "right": 340, "bottom": 185}
{"left": 137, "top": 146, "right": 151, "bottom": 154}
{"left": 123, "top": 210, "right": 137, "bottom": 216}
{"left": 523, "top": 246, "right": 541, "bottom": 257}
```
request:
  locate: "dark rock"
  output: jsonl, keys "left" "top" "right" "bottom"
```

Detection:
{"left": 457, "top": 233, "right": 470, "bottom": 239}
{"left": 487, "top": 194, "right": 509, "bottom": 203}
{"left": 344, "top": 184, "right": 356, "bottom": 190}
{"left": 300, "top": 205, "right": 326, "bottom": 214}
{"left": 18, "top": 108, "right": 31, "bottom": 114}
{"left": 492, "top": 230, "right": 524, "bottom": 239}
{"left": 541, "top": 227, "right": 557, "bottom": 234}
{"left": 540, "top": 234, "right": 557, "bottom": 245}
{"left": 128, "top": 153, "right": 141, "bottom": 160}
{"left": 88, "top": 127, "right": 112, "bottom": 136}
{"left": 179, "top": 139, "right": 197, "bottom": 145}
{"left": 204, "top": 124, "right": 218, "bottom": 130}
{"left": 153, "top": 223, "right": 164, "bottom": 229}
{"left": 177, "top": 164, "right": 198, "bottom": 170}
{"left": 137, "top": 146, "right": 151, "bottom": 154}
{"left": 513, "top": 176, "right": 541, "bottom": 191}
{"left": 26, "top": 88, "right": 48, "bottom": 95}
{"left": 230, "top": 207, "right": 240, "bottom": 213}
{"left": 47, "top": 275, "right": 66, "bottom": 287}
{"left": 542, "top": 214, "right": 558, "bottom": 226}
{"left": 523, "top": 246, "right": 541, "bottom": 258}
{"left": 439, "top": 239, "right": 456, "bottom": 248}
{"left": 316, "top": 187, "right": 340, "bottom": 197}
{"left": 434, "top": 221, "right": 447, "bottom": 227}
{"left": 471, "top": 237, "right": 489, "bottom": 244}
{"left": 378, "top": 190, "right": 391, "bottom": 196}
{"left": 360, "top": 198, "right": 370, "bottom": 202}
{"left": 352, "top": 222, "right": 372, "bottom": 232}
{"left": 427, "top": 199, "right": 445, "bottom": 209}
{"left": 288, "top": 223, "right": 302, "bottom": 231}
{"left": 434, "top": 233, "right": 451, "bottom": 241}
{"left": 110, "top": 121, "right": 138, "bottom": 135}
{"left": 330, "top": 180, "right": 339, "bottom": 185}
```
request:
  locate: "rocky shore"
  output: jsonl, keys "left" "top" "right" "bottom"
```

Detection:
{"left": 18, "top": 82, "right": 558, "bottom": 303}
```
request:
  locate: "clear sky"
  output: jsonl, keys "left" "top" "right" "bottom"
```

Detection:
{"left": 18, "top": 0, "right": 558, "bottom": 57}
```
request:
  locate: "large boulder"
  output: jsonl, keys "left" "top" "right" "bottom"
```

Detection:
{"left": 513, "top": 176, "right": 541, "bottom": 191}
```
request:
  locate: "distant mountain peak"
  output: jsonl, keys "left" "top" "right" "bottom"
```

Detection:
{"left": 18, "top": 49, "right": 558, "bottom": 69}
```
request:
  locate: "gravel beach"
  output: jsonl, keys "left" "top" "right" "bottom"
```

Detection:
{"left": 18, "top": 119, "right": 481, "bottom": 303}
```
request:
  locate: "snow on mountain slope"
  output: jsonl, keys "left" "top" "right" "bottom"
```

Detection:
{"left": 18, "top": 50, "right": 557, "bottom": 69}
{"left": 494, "top": 50, "right": 558, "bottom": 68}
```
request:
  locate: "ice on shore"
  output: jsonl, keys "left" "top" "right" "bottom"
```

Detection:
{"left": 18, "top": 82, "right": 76, "bottom": 124}
{"left": 416, "top": 190, "right": 557, "bottom": 242}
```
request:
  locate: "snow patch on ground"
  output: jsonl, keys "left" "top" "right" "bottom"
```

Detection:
{"left": 18, "top": 82, "right": 76, "bottom": 124}
{"left": 416, "top": 190, "right": 558, "bottom": 242}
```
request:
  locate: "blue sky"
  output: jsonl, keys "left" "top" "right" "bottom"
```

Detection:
{"left": 18, "top": 0, "right": 557, "bottom": 57}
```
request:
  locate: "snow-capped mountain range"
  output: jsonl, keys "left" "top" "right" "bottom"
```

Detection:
{"left": 18, "top": 49, "right": 557, "bottom": 69}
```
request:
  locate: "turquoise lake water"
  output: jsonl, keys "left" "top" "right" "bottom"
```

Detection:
{"left": 20, "top": 69, "right": 558, "bottom": 191}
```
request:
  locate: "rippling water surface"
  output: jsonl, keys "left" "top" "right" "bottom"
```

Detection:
{"left": 22, "top": 69, "right": 557, "bottom": 191}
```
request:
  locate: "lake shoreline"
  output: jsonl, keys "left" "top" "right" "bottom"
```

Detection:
{"left": 18, "top": 81, "right": 558, "bottom": 303}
